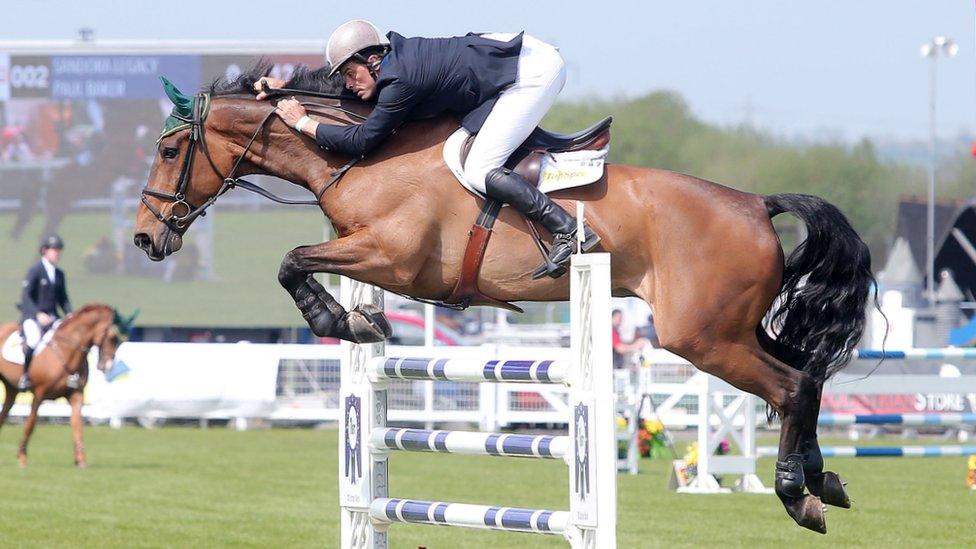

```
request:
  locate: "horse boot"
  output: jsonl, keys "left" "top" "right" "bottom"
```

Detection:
{"left": 484, "top": 167, "right": 600, "bottom": 280}
{"left": 776, "top": 453, "right": 827, "bottom": 534}
{"left": 302, "top": 276, "right": 391, "bottom": 343}
{"left": 802, "top": 436, "right": 850, "bottom": 509}
{"left": 17, "top": 343, "right": 33, "bottom": 391}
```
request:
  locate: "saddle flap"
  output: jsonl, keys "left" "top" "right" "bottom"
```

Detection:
{"left": 1, "top": 332, "right": 24, "bottom": 364}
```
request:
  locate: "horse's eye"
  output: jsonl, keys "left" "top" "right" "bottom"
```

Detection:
{"left": 162, "top": 147, "right": 179, "bottom": 159}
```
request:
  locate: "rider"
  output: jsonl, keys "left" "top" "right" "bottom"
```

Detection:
{"left": 257, "top": 20, "right": 600, "bottom": 278}
{"left": 17, "top": 234, "right": 72, "bottom": 391}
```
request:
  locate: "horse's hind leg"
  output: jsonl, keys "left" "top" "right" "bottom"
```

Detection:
{"left": 671, "top": 338, "right": 828, "bottom": 533}
{"left": 800, "top": 386, "right": 851, "bottom": 509}
{"left": 0, "top": 382, "right": 16, "bottom": 430}
{"left": 277, "top": 232, "right": 393, "bottom": 343}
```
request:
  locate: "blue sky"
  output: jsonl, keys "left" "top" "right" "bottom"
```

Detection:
{"left": 2, "top": 0, "right": 973, "bottom": 141}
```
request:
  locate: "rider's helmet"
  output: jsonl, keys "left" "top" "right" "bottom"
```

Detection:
{"left": 40, "top": 234, "right": 65, "bottom": 251}
{"left": 326, "top": 19, "right": 390, "bottom": 77}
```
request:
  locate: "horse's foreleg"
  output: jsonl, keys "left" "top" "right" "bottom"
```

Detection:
{"left": 17, "top": 395, "right": 42, "bottom": 468}
{"left": 277, "top": 232, "right": 393, "bottom": 343}
{"left": 69, "top": 391, "right": 87, "bottom": 468}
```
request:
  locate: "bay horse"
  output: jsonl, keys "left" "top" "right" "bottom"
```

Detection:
{"left": 134, "top": 66, "right": 874, "bottom": 533}
{"left": 0, "top": 305, "right": 128, "bottom": 467}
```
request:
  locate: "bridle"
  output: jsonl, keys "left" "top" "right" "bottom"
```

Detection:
{"left": 141, "top": 90, "right": 367, "bottom": 237}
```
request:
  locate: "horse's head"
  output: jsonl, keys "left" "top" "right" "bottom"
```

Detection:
{"left": 91, "top": 309, "right": 138, "bottom": 373}
{"left": 134, "top": 77, "right": 249, "bottom": 261}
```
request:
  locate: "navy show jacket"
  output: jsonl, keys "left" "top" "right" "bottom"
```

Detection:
{"left": 314, "top": 31, "right": 523, "bottom": 157}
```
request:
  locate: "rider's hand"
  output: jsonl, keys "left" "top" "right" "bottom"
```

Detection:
{"left": 36, "top": 312, "right": 53, "bottom": 327}
{"left": 275, "top": 98, "right": 318, "bottom": 136}
{"left": 254, "top": 77, "right": 286, "bottom": 100}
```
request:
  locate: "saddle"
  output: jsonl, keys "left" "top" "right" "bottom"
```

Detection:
{"left": 441, "top": 117, "right": 612, "bottom": 312}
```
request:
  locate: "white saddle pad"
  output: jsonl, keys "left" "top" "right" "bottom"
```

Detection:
{"left": 443, "top": 127, "right": 609, "bottom": 199}
{"left": 1, "top": 322, "right": 60, "bottom": 365}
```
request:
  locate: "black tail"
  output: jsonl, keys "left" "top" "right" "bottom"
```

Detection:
{"left": 763, "top": 193, "right": 875, "bottom": 384}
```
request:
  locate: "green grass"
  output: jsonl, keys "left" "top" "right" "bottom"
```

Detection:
{"left": 0, "top": 210, "right": 328, "bottom": 327}
{"left": 0, "top": 427, "right": 972, "bottom": 548}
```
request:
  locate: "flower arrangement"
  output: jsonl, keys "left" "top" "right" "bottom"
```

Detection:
{"left": 638, "top": 418, "right": 669, "bottom": 458}
{"left": 967, "top": 455, "right": 976, "bottom": 490}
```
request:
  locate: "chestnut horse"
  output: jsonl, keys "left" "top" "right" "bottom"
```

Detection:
{"left": 0, "top": 305, "right": 126, "bottom": 467}
{"left": 134, "top": 67, "right": 874, "bottom": 533}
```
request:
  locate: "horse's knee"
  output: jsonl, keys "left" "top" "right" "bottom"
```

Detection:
{"left": 277, "top": 250, "right": 305, "bottom": 290}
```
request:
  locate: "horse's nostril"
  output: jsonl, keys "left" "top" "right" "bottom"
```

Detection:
{"left": 133, "top": 233, "right": 150, "bottom": 249}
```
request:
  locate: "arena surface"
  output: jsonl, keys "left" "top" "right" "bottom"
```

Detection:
{"left": 0, "top": 426, "right": 969, "bottom": 548}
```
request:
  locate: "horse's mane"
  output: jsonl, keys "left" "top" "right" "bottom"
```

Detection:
{"left": 59, "top": 304, "right": 112, "bottom": 328}
{"left": 208, "top": 60, "right": 349, "bottom": 98}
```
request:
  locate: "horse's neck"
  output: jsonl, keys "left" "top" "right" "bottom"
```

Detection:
{"left": 267, "top": 116, "right": 459, "bottom": 230}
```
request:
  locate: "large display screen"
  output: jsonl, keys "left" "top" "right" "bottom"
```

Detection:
{"left": 0, "top": 52, "right": 334, "bottom": 326}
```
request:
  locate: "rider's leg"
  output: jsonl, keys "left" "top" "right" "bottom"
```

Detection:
{"left": 18, "top": 319, "right": 40, "bottom": 391}
{"left": 463, "top": 35, "right": 598, "bottom": 278}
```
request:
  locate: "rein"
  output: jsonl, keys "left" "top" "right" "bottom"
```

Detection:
{"left": 141, "top": 91, "right": 366, "bottom": 236}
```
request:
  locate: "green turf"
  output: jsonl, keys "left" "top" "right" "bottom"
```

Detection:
{"left": 0, "top": 427, "right": 972, "bottom": 548}
{"left": 0, "top": 210, "right": 328, "bottom": 327}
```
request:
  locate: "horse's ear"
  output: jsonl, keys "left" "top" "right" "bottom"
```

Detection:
{"left": 160, "top": 76, "right": 193, "bottom": 118}
{"left": 126, "top": 309, "right": 140, "bottom": 327}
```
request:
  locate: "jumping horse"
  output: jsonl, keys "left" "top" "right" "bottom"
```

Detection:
{"left": 134, "top": 65, "right": 874, "bottom": 533}
{"left": 0, "top": 305, "right": 131, "bottom": 467}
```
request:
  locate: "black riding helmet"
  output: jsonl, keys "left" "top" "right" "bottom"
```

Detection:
{"left": 40, "top": 234, "right": 65, "bottom": 251}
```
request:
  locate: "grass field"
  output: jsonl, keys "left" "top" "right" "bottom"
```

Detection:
{"left": 0, "top": 426, "right": 972, "bottom": 548}
{"left": 0, "top": 210, "right": 328, "bottom": 327}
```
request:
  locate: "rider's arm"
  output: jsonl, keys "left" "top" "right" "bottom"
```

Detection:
{"left": 57, "top": 272, "right": 72, "bottom": 315}
{"left": 19, "top": 267, "right": 40, "bottom": 319}
{"left": 313, "top": 79, "right": 418, "bottom": 157}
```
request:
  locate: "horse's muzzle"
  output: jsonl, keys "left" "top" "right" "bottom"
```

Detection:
{"left": 133, "top": 231, "right": 177, "bottom": 262}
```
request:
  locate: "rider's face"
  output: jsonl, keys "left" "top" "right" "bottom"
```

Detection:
{"left": 42, "top": 247, "right": 61, "bottom": 264}
{"left": 340, "top": 58, "right": 379, "bottom": 101}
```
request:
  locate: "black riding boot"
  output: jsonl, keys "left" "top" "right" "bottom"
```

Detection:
{"left": 18, "top": 344, "right": 33, "bottom": 391}
{"left": 484, "top": 167, "right": 600, "bottom": 279}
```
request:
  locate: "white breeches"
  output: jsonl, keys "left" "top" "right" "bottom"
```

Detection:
{"left": 463, "top": 33, "right": 567, "bottom": 193}
{"left": 21, "top": 318, "right": 41, "bottom": 348}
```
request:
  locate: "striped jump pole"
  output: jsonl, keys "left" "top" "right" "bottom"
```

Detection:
{"left": 369, "top": 357, "right": 568, "bottom": 384}
{"left": 338, "top": 252, "right": 617, "bottom": 549}
{"left": 370, "top": 498, "right": 570, "bottom": 535}
{"left": 372, "top": 428, "right": 570, "bottom": 460}
{"left": 758, "top": 445, "right": 976, "bottom": 458}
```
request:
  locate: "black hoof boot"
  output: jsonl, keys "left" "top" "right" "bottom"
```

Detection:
{"left": 295, "top": 283, "right": 336, "bottom": 337}
{"left": 777, "top": 454, "right": 827, "bottom": 533}
{"left": 808, "top": 471, "right": 850, "bottom": 509}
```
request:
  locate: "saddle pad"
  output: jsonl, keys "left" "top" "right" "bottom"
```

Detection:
{"left": 443, "top": 127, "right": 608, "bottom": 199}
{"left": 1, "top": 322, "right": 60, "bottom": 365}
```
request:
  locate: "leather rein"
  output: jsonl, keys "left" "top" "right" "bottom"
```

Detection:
{"left": 140, "top": 89, "right": 366, "bottom": 235}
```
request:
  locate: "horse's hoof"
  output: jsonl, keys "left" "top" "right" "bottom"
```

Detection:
{"left": 76, "top": 461, "right": 88, "bottom": 469}
{"left": 782, "top": 495, "right": 827, "bottom": 534}
{"left": 809, "top": 471, "right": 850, "bottom": 509}
{"left": 344, "top": 305, "right": 391, "bottom": 343}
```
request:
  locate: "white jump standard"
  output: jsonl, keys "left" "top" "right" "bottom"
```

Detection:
{"left": 338, "top": 253, "right": 618, "bottom": 548}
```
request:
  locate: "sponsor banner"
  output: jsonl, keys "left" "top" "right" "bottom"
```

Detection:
{"left": 822, "top": 393, "right": 976, "bottom": 415}
{"left": 47, "top": 54, "right": 200, "bottom": 100}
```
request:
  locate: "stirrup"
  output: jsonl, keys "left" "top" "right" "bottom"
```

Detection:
{"left": 531, "top": 225, "right": 601, "bottom": 279}
{"left": 17, "top": 374, "right": 31, "bottom": 392}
